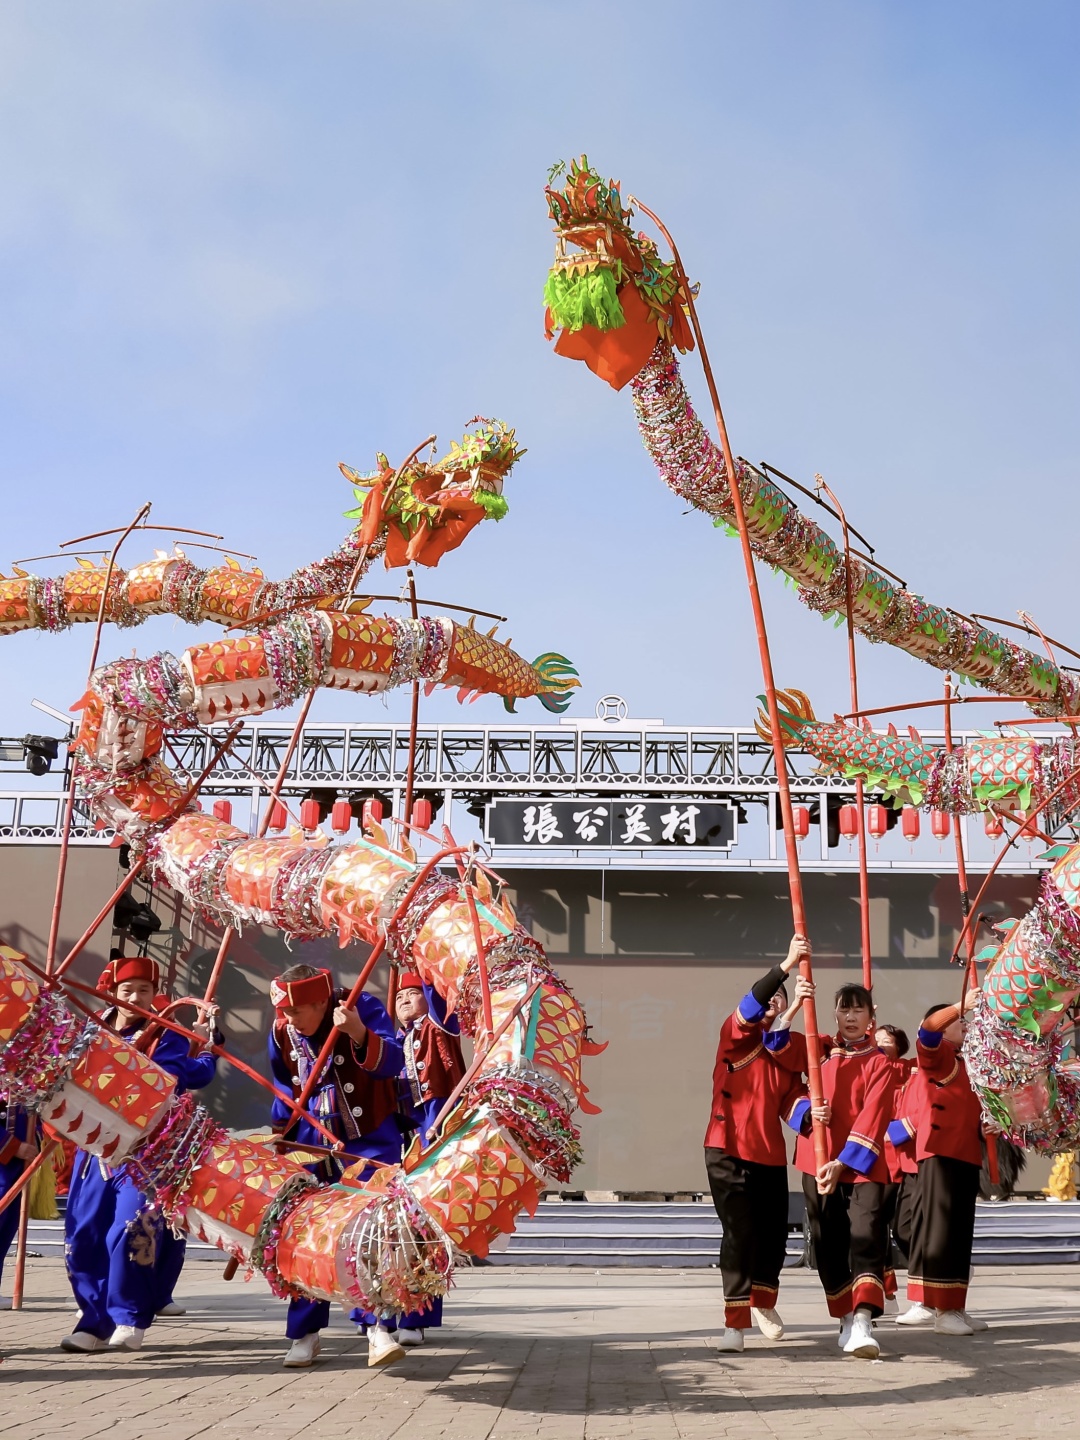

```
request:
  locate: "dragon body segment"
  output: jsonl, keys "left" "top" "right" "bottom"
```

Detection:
{"left": 766, "top": 689, "right": 1080, "bottom": 819}
{"left": 0, "top": 419, "right": 522, "bottom": 637}
{"left": 0, "top": 419, "right": 594, "bottom": 1317}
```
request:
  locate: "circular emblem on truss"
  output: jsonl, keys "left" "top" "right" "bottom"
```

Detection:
{"left": 595, "top": 694, "right": 628, "bottom": 723}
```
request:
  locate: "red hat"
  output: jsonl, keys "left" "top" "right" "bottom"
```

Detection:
{"left": 97, "top": 954, "right": 161, "bottom": 992}
{"left": 397, "top": 972, "right": 423, "bottom": 991}
{"left": 269, "top": 969, "right": 334, "bottom": 1012}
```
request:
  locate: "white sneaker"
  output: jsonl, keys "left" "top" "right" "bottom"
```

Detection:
{"left": 896, "top": 1302, "right": 935, "bottom": 1327}
{"left": 108, "top": 1326, "right": 144, "bottom": 1352}
{"left": 60, "top": 1332, "right": 105, "bottom": 1353}
{"left": 843, "top": 1311, "right": 880, "bottom": 1359}
{"left": 934, "top": 1309, "right": 974, "bottom": 1336}
{"left": 962, "top": 1310, "right": 989, "bottom": 1332}
{"left": 837, "top": 1314, "right": 853, "bottom": 1350}
{"left": 367, "top": 1326, "right": 406, "bottom": 1367}
{"left": 283, "top": 1334, "right": 320, "bottom": 1368}
{"left": 751, "top": 1307, "right": 784, "bottom": 1340}
{"left": 715, "top": 1328, "right": 745, "bottom": 1353}
{"left": 397, "top": 1328, "right": 425, "bottom": 1348}
{"left": 155, "top": 1302, "right": 186, "bottom": 1317}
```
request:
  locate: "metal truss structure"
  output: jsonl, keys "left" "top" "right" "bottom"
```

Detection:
{"left": 0, "top": 710, "right": 1058, "bottom": 873}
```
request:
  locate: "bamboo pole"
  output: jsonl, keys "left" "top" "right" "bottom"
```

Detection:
{"left": 814, "top": 474, "right": 873, "bottom": 990}
{"left": 44, "top": 502, "right": 152, "bottom": 976}
{"left": 54, "top": 723, "right": 243, "bottom": 980}
{"left": 630, "top": 197, "right": 828, "bottom": 1172}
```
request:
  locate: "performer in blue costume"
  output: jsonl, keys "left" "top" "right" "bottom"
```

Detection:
{"left": 0, "top": 1101, "right": 37, "bottom": 1307}
{"left": 60, "top": 954, "right": 217, "bottom": 1354}
{"left": 152, "top": 1012, "right": 225, "bottom": 1320}
{"left": 381, "top": 972, "right": 467, "bottom": 1348}
{"left": 267, "top": 963, "right": 404, "bottom": 1370}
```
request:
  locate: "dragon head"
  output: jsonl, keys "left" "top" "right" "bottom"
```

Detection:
{"left": 339, "top": 418, "right": 526, "bottom": 569}
{"left": 543, "top": 155, "right": 694, "bottom": 390}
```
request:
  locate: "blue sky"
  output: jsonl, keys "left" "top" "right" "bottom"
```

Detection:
{"left": 1, "top": 0, "right": 1077, "bottom": 741}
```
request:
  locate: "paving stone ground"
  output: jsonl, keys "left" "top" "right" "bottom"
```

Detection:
{"left": 0, "top": 1258, "right": 1076, "bottom": 1438}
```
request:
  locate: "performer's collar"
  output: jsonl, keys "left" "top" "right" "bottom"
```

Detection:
{"left": 835, "top": 1033, "right": 874, "bottom": 1053}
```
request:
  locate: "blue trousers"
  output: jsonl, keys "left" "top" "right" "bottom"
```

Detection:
{"left": 0, "top": 1159, "right": 26, "bottom": 1292}
{"left": 66, "top": 1154, "right": 160, "bottom": 1337}
{"left": 154, "top": 1229, "right": 187, "bottom": 1311}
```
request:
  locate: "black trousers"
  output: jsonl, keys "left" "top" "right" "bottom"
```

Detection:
{"left": 802, "top": 1175, "right": 889, "bottom": 1318}
{"left": 880, "top": 1173, "right": 917, "bottom": 1266}
{"left": 705, "top": 1148, "right": 789, "bottom": 1329}
{"left": 892, "top": 1172, "right": 917, "bottom": 1264}
{"left": 908, "top": 1155, "right": 979, "bottom": 1311}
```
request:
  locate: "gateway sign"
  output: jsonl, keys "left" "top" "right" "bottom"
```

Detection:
{"left": 485, "top": 798, "right": 737, "bottom": 851}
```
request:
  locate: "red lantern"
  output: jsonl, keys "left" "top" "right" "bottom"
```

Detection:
{"left": 984, "top": 811, "right": 1004, "bottom": 839}
{"left": 212, "top": 799, "right": 233, "bottom": 825}
{"left": 299, "top": 798, "right": 321, "bottom": 832}
{"left": 867, "top": 804, "right": 888, "bottom": 840}
{"left": 838, "top": 804, "right": 860, "bottom": 838}
{"left": 331, "top": 798, "right": 353, "bottom": 834}
{"left": 791, "top": 805, "right": 810, "bottom": 839}
{"left": 931, "top": 810, "right": 951, "bottom": 840}
{"left": 1018, "top": 812, "right": 1039, "bottom": 841}
{"left": 411, "top": 798, "right": 433, "bottom": 831}
{"left": 362, "top": 798, "right": 384, "bottom": 830}
{"left": 901, "top": 806, "right": 920, "bottom": 841}
{"left": 267, "top": 801, "right": 288, "bottom": 832}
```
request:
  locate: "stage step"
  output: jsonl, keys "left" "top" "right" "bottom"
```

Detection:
{"left": 487, "top": 1199, "right": 1080, "bottom": 1269}
{"left": 30, "top": 1199, "right": 1080, "bottom": 1269}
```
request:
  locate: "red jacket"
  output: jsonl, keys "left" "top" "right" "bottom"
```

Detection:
{"left": 705, "top": 987, "right": 808, "bottom": 1167}
{"left": 794, "top": 1036, "right": 899, "bottom": 1183}
{"left": 910, "top": 1029, "right": 983, "bottom": 1168}
{"left": 881, "top": 1059, "right": 915, "bottom": 1180}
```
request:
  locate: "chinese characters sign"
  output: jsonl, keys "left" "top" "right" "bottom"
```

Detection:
{"left": 485, "top": 799, "right": 737, "bottom": 850}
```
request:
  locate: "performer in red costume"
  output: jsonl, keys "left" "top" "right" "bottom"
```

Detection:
{"left": 893, "top": 998, "right": 987, "bottom": 1336}
{"left": 795, "top": 984, "right": 900, "bottom": 1360}
{"left": 705, "top": 936, "right": 818, "bottom": 1354}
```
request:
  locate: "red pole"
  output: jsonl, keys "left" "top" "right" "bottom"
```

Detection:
{"left": 428, "top": 979, "right": 543, "bottom": 1137}
{"left": 449, "top": 838, "right": 495, "bottom": 1038}
{"left": 289, "top": 844, "right": 471, "bottom": 1123}
{"left": 631, "top": 198, "right": 827, "bottom": 1171}
{"left": 54, "top": 722, "right": 243, "bottom": 979}
{"left": 944, "top": 677, "right": 978, "bottom": 1003}
{"left": 25, "top": 963, "right": 344, "bottom": 1150}
{"left": 814, "top": 475, "right": 873, "bottom": 990}
{"left": 10, "top": 1190, "right": 30, "bottom": 1309}
{"left": 44, "top": 501, "right": 153, "bottom": 976}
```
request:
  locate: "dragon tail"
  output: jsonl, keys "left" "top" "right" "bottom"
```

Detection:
{"left": 756, "top": 688, "right": 817, "bottom": 746}
{"left": 503, "top": 652, "right": 580, "bottom": 714}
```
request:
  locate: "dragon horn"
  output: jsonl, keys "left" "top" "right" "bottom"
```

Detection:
{"left": 755, "top": 688, "right": 817, "bottom": 746}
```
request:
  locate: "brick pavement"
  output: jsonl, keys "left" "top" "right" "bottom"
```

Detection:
{"left": 0, "top": 1259, "right": 1077, "bottom": 1438}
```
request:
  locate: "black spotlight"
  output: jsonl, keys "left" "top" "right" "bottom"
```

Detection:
{"left": 23, "top": 734, "right": 60, "bottom": 776}
{"left": 113, "top": 892, "right": 162, "bottom": 945}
